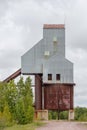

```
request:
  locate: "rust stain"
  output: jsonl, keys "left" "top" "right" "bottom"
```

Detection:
{"left": 44, "top": 84, "right": 73, "bottom": 111}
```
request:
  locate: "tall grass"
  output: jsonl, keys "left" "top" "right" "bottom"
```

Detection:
{"left": 3, "top": 121, "right": 45, "bottom": 130}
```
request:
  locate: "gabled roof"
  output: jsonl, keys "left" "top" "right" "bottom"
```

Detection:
{"left": 43, "top": 24, "right": 65, "bottom": 29}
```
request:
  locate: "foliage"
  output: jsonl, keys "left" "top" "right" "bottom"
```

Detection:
{"left": 15, "top": 98, "right": 26, "bottom": 124}
{"left": 0, "top": 76, "right": 34, "bottom": 125}
{"left": 26, "top": 106, "right": 34, "bottom": 123}
{"left": 60, "top": 111, "right": 68, "bottom": 119}
{"left": 75, "top": 107, "right": 87, "bottom": 121}
{"left": 49, "top": 107, "right": 87, "bottom": 121}
{"left": 48, "top": 110, "right": 68, "bottom": 120}
{"left": 6, "top": 80, "right": 17, "bottom": 120}
{"left": 0, "top": 82, "right": 7, "bottom": 112}
{"left": 49, "top": 111, "right": 58, "bottom": 120}
{"left": 48, "top": 111, "right": 52, "bottom": 120}
{"left": 0, "top": 103, "right": 13, "bottom": 130}
{"left": 3, "top": 121, "right": 45, "bottom": 130}
{"left": 15, "top": 77, "right": 34, "bottom": 124}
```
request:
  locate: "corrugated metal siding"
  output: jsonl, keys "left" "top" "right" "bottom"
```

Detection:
{"left": 21, "top": 26, "right": 73, "bottom": 84}
{"left": 43, "top": 28, "right": 65, "bottom": 57}
{"left": 43, "top": 54, "right": 73, "bottom": 84}
{"left": 44, "top": 84, "right": 73, "bottom": 110}
{"left": 21, "top": 39, "right": 44, "bottom": 73}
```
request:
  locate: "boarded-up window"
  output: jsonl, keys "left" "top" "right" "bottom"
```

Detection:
{"left": 48, "top": 74, "right": 52, "bottom": 80}
{"left": 56, "top": 74, "right": 60, "bottom": 80}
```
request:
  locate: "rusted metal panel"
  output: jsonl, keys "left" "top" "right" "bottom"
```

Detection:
{"left": 44, "top": 84, "right": 73, "bottom": 111}
{"left": 35, "top": 74, "right": 42, "bottom": 110}
{"left": 43, "top": 24, "right": 65, "bottom": 29}
{"left": 70, "top": 86, "right": 74, "bottom": 109}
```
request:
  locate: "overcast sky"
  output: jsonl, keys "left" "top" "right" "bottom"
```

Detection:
{"left": 0, "top": 0, "right": 87, "bottom": 107}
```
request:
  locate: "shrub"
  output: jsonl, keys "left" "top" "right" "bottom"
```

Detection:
{"left": 75, "top": 107, "right": 87, "bottom": 121}
{"left": 26, "top": 106, "right": 34, "bottom": 123}
{"left": 0, "top": 103, "right": 13, "bottom": 130}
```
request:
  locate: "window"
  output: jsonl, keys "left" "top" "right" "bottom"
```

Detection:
{"left": 56, "top": 74, "right": 60, "bottom": 80}
{"left": 53, "top": 37, "right": 58, "bottom": 53}
{"left": 53, "top": 37, "right": 57, "bottom": 44}
{"left": 48, "top": 74, "right": 52, "bottom": 80}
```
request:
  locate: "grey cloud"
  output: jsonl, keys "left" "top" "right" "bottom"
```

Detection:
{"left": 33, "top": 0, "right": 75, "bottom": 9}
{"left": 66, "top": 0, "right": 87, "bottom": 50}
{"left": 0, "top": 0, "right": 9, "bottom": 19}
{"left": 75, "top": 91, "right": 87, "bottom": 106}
{"left": 0, "top": 50, "right": 22, "bottom": 69}
{"left": 75, "top": 90, "right": 87, "bottom": 97}
{"left": 0, "top": 0, "right": 87, "bottom": 107}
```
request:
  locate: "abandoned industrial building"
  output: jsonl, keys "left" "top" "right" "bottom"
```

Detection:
{"left": 4, "top": 24, "right": 75, "bottom": 120}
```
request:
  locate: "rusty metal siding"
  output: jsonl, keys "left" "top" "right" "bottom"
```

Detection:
{"left": 43, "top": 24, "right": 65, "bottom": 29}
{"left": 70, "top": 86, "right": 74, "bottom": 109}
{"left": 3, "top": 69, "right": 21, "bottom": 83}
{"left": 44, "top": 84, "right": 73, "bottom": 110}
{"left": 35, "top": 74, "right": 42, "bottom": 110}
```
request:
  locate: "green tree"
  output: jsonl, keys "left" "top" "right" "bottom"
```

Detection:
{"left": 2, "top": 103, "right": 12, "bottom": 126}
{"left": 24, "top": 77, "right": 34, "bottom": 123}
{"left": 15, "top": 98, "right": 26, "bottom": 124}
{"left": 0, "top": 82, "right": 7, "bottom": 112}
{"left": 26, "top": 105, "right": 34, "bottom": 123}
{"left": 6, "top": 80, "right": 17, "bottom": 120}
{"left": 17, "top": 77, "right": 25, "bottom": 97}
{"left": 15, "top": 76, "right": 34, "bottom": 124}
{"left": 75, "top": 107, "right": 87, "bottom": 121}
{"left": 0, "top": 103, "right": 12, "bottom": 129}
{"left": 24, "top": 77, "right": 33, "bottom": 107}
{"left": 0, "top": 76, "right": 34, "bottom": 125}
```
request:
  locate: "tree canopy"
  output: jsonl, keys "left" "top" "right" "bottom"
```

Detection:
{"left": 0, "top": 76, "right": 34, "bottom": 127}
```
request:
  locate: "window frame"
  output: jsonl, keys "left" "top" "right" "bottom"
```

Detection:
{"left": 56, "top": 74, "right": 60, "bottom": 81}
{"left": 48, "top": 74, "right": 52, "bottom": 80}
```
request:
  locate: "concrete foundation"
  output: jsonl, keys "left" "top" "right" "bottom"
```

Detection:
{"left": 35, "top": 110, "right": 48, "bottom": 120}
{"left": 68, "top": 109, "right": 74, "bottom": 120}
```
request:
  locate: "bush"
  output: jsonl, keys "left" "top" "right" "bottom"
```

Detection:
{"left": 2, "top": 103, "right": 12, "bottom": 126}
{"left": 60, "top": 111, "right": 68, "bottom": 119}
{"left": 49, "top": 111, "right": 58, "bottom": 120}
{"left": 78, "top": 113, "right": 87, "bottom": 121}
{"left": 26, "top": 106, "right": 34, "bottom": 123}
{"left": 15, "top": 98, "right": 34, "bottom": 124}
{"left": 49, "top": 110, "right": 68, "bottom": 120}
{"left": 15, "top": 98, "right": 27, "bottom": 124}
{"left": 0, "top": 103, "right": 13, "bottom": 130}
{"left": 75, "top": 107, "right": 87, "bottom": 121}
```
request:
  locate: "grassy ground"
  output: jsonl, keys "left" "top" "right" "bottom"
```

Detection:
{"left": 3, "top": 121, "right": 45, "bottom": 130}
